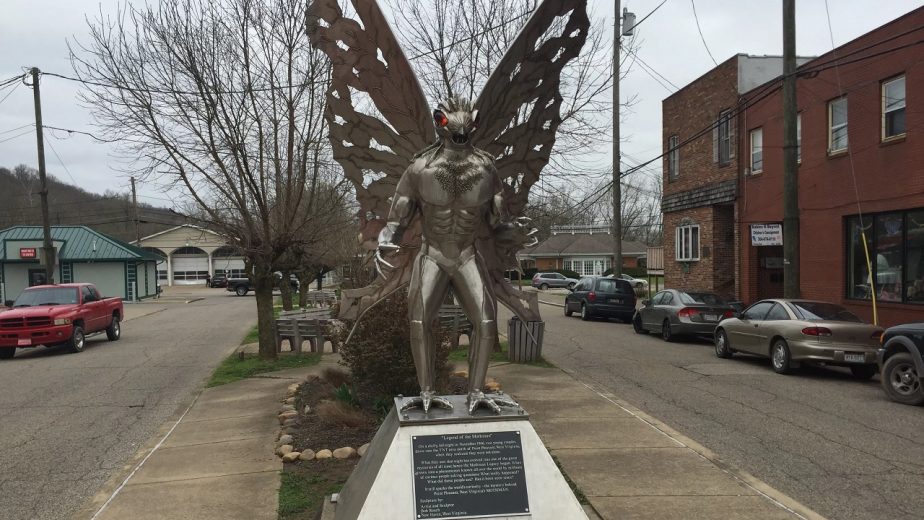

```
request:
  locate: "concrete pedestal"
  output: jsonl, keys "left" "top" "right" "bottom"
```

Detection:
{"left": 332, "top": 395, "right": 587, "bottom": 520}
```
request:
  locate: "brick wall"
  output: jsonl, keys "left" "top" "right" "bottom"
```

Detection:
{"left": 737, "top": 7, "right": 924, "bottom": 325}
{"left": 664, "top": 206, "right": 714, "bottom": 291}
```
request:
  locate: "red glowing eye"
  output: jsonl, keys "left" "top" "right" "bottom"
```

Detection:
{"left": 434, "top": 111, "right": 448, "bottom": 127}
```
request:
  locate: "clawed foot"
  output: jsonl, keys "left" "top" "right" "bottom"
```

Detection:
{"left": 400, "top": 391, "right": 453, "bottom": 414}
{"left": 467, "top": 390, "right": 519, "bottom": 414}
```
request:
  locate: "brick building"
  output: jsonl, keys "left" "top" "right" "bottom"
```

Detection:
{"left": 519, "top": 225, "right": 647, "bottom": 275}
{"left": 737, "top": 7, "right": 923, "bottom": 326}
{"left": 661, "top": 55, "right": 810, "bottom": 298}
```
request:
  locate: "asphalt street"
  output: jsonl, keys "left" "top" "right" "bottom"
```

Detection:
{"left": 0, "top": 291, "right": 255, "bottom": 520}
{"left": 499, "top": 300, "right": 924, "bottom": 520}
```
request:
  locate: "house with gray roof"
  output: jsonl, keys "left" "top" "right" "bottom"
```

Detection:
{"left": 0, "top": 226, "right": 162, "bottom": 303}
{"left": 519, "top": 225, "right": 648, "bottom": 276}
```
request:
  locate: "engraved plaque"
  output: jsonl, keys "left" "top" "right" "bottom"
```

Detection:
{"left": 412, "top": 431, "right": 529, "bottom": 519}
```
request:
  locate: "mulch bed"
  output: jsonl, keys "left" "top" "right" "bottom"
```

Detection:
{"left": 290, "top": 376, "right": 379, "bottom": 453}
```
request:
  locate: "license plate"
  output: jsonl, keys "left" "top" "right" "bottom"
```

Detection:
{"left": 17, "top": 338, "right": 31, "bottom": 346}
{"left": 609, "top": 298, "right": 622, "bottom": 304}
{"left": 844, "top": 353, "right": 865, "bottom": 363}
{"left": 703, "top": 314, "right": 719, "bottom": 322}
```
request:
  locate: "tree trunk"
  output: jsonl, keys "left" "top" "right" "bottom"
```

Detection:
{"left": 279, "top": 270, "right": 294, "bottom": 311}
{"left": 298, "top": 272, "right": 310, "bottom": 308}
{"left": 253, "top": 268, "right": 278, "bottom": 360}
{"left": 315, "top": 269, "right": 325, "bottom": 291}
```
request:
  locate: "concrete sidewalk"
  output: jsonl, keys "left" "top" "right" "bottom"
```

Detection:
{"left": 83, "top": 359, "right": 339, "bottom": 520}
{"left": 492, "top": 361, "right": 826, "bottom": 520}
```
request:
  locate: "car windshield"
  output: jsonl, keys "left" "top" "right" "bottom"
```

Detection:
{"left": 680, "top": 292, "right": 727, "bottom": 305}
{"left": 13, "top": 287, "right": 79, "bottom": 307}
{"left": 597, "top": 279, "right": 630, "bottom": 294}
{"left": 790, "top": 302, "right": 862, "bottom": 322}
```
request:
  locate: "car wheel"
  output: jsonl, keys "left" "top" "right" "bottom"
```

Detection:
{"left": 661, "top": 320, "right": 673, "bottom": 342}
{"left": 540, "top": 283, "right": 549, "bottom": 291}
{"left": 106, "top": 316, "right": 121, "bottom": 341}
{"left": 0, "top": 349, "right": 15, "bottom": 360}
{"left": 770, "top": 339, "right": 792, "bottom": 374}
{"left": 849, "top": 364, "right": 877, "bottom": 380}
{"left": 715, "top": 329, "right": 733, "bottom": 358}
{"left": 564, "top": 302, "right": 573, "bottom": 317}
{"left": 632, "top": 314, "right": 647, "bottom": 334}
{"left": 881, "top": 352, "right": 924, "bottom": 405}
{"left": 235, "top": 286, "right": 248, "bottom": 296}
{"left": 580, "top": 303, "right": 590, "bottom": 321}
{"left": 68, "top": 325, "right": 86, "bottom": 353}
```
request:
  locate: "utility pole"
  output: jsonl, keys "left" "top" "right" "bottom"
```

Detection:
{"left": 782, "top": 0, "right": 800, "bottom": 298}
{"left": 612, "top": 3, "right": 635, "bottom": 277}
{"left": 31, "top": 67, "right": 55, "bottom": 285}
{"left": 131, "top": 176, "right": 141, "bottom": 244}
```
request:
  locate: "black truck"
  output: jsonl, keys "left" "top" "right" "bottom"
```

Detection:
{"left": 877, "top": 323, "right": 924, "bottom": 405}
{"left": 227, "top": 274, "right": 299, "bottom": 296}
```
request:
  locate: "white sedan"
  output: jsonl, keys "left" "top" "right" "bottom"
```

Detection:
{"left": 610, "top": 273, "right": 648, "bottom": 290}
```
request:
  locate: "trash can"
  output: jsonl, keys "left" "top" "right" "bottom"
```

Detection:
{"left": 507, "top": 317, "right": 545, "bottom": 363}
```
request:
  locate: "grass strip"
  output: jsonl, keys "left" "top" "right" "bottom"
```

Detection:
{"left": 278, "top": 463, "right": 352, "bottom": 519}
{"left": 448, "top": 339, "right": 556, "bottom": 368}
{"left": 552, "top": 454, "right": 588, "bottom": 505}
{"left": 207, "top": 352, "right": 321, "bottom": 387}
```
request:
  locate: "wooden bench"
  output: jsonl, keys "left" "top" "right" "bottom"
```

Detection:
{"left": 303, "top": 290, "right": 337, "bottom": 307}
{"left": 438, "top": 304, "right": 473, "bottom": 349}
{"left": 275, "top": 308, "right": 338, "bottom": 353}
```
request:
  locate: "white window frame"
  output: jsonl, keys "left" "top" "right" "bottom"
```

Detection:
{"left": 668, "top": 135, "right": 680, "bottom": 180}
{"left": 750, "top": 127, "right": 763, "bottom": 173}
{"left": 796, "top": 112, "right": 802, "bottom": 163}
{"left": 716, "top": 110, "right": 732, "bottom": 164}
{"left": 882, "top": 75, "right": 906, "bottom": 140}
{"left": 675, "top": 225, "right": 701, "bottom": 261}
{"left": 828, "top": 97, "right": 848, "bottom": 154}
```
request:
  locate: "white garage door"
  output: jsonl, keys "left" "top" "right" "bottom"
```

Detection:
{"left": 172, "top": 256, "right": 209, "bottom": 284}
{"left": 212, "top": 257, "right": 246, "bottom": 278}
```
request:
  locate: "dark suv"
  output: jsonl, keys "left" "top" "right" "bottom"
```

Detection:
{"left": 564, "top": 276, "right": 636, "bottom": 322}
{"left": 877, "top": 323, "right": 924, "bottom": 405}
{"left": 532, "top": 272, "right": 578, "bottom": 290}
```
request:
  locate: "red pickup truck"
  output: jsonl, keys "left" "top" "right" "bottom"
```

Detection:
{"left": 0, "top": 283, "right": 123, "bottom": 359}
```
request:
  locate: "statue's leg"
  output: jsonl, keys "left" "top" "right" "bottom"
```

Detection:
{"left": 451, "top": 256, "right": 517, "bottom": 414}
{"left": 406, "top": 252, "right": 451, "bottom": 412}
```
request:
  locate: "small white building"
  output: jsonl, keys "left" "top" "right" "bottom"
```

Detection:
{"left": 0, "top": 226, "right": 161, "bottom": 303}
{"left": 135, "top": 225, "right": 246, "bottom": 286}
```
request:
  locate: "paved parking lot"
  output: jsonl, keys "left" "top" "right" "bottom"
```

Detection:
{"left": 500, "top": 301, "right": 924, "bottom": 520}
{"left": 0, "top": 291, "right": 255, "bottom": 520}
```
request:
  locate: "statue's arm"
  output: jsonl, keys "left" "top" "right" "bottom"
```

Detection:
{"left": 379, "top": 163, "right": 418, "bottom": 247}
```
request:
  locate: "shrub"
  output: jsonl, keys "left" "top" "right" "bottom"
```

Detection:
{"left": 334, "top": 383, "right": 360, "bottom": 408}
{"left": 321, "top": 367, "right": 352, "bottom": 389}
{"left": 315, "top": 400, "right": 369, "bottom": 428}
{"left": 335, "top": 290, "right": 451, "bottom": 405}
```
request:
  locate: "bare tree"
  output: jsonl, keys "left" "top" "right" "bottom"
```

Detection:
{"left": 584, "top": 171, "right": 663, "bottom": 245}
{"left": 72, "top": 0, "right": 333, "bottom": 359}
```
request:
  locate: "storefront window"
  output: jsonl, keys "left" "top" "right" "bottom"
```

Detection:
{"left": 846, "top": 210, "right": 924, "bottom": 304}
{"left": 876, "top": 214, "right": 903, "bottom": 302}
{"left": 906, "top": 211, "right": 924, "bottom": 302}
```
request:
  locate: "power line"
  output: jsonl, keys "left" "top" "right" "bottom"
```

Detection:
{"left": 43, "top": 138, "right": 79, "bottom": 186}
{"left": 0, "top": 81, "right": 22, "bottom": 108}
{"left": 633, "top": 0, "right": 670, "bottom": 29}
{"left": 0, "top": 123, "right": 34, "bottom": 135}
{"left": 622, "top": 46, "right": 679, "bottom": 92}
{"left": 0, "top": 128, "right": 33, "bottom": 145}
{"left": 690, "top": 0, "right": 718, "bottom": 66}
{"left": 408, "top": 10, "right": 533, "bottom": 61}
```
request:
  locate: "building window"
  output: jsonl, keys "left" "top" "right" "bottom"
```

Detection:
{"left": 714, "top": 110, "right": 733, "bottom": 165}
{"left": 796, "top": 113, "right": 802, "bottom": 163}
{"left": 750, "top": 127, "right": 763, "bottom": 173}
{"left": 675, "top": 225, "right": 700, "bottom": 261}
{"left": 846, "top": 210, "right": 924, "bottom": 303}
{"left": 668, "top": 135, "right": 680, "bottom": 180}
{"left": 828, "top": 97, "right": 848, "bottom": 153}
{"left": 882, "top": 76, "right": 906, "bottom": 140}
{"left": 157, "top": 270, "right": 168, "bottom": 281}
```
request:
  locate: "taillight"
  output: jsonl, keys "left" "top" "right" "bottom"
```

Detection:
{"left": 722, "top": 310, "right": 735, "bottom": 319}
{"left": 873, "top": 330, "right": 884, "bottom": 343}
{"left": 678, "top": 307, "right": 698, "bottom": 318}
{"left": 801, "top": 326, "right": 832, "bottom": 337}
{"left": 588, "top": 291, "right": 596, "bottom": 303}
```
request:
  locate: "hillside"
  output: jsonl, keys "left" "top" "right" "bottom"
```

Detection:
{"left": 0, "top": 165, "right": 188, "bottom": 242}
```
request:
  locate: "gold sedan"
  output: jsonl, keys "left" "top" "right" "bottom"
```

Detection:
{"left": 714, "top": 299, "right": 884, "bottom": 378}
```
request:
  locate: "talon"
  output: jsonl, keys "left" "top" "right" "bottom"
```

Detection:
{"left": 527, "top": 228, "right": 538, "bottom": 236}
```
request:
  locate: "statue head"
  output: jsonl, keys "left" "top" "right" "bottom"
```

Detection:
{"left": 433, "top": 97, "right": 478, "bottom": 148}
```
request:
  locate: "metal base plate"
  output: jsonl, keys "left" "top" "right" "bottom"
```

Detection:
{"left": 395, "top": 394, "right": 529, "bottom": 425}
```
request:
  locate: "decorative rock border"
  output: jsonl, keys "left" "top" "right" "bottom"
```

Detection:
{"left": 274, "top": 380, "right": 371, "bottom": 463}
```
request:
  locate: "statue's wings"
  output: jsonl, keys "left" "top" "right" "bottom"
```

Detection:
{"left": 308, "top": 0, "right": 432, "bottom": 319}
{"left": 473, "top": 0, "right": 591, "bottom": 217}
{"left": 473, "top": 0, "right": 591, "bottom": 322}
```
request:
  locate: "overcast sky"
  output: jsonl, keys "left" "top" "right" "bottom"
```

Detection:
{"left": 0, "top": 0, "right": 920, "bottom": 207}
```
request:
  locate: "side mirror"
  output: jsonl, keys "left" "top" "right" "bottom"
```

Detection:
{"left": 641, "top": 299, "right": 650, "bottom": 306}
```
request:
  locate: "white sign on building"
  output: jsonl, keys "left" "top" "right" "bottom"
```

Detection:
{"left": 751, "top": 224, "right": 783, "bottom": 246}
